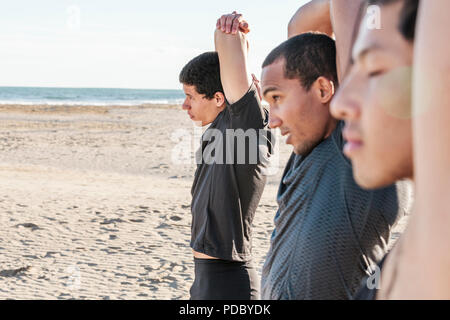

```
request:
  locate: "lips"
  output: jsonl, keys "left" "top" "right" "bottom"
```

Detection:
{"left": 280, "top": 130, "right": 292, "bottom": 144}
{"left": 343, "top": 127, "right": 363, "bottom": 157}
{"left": 280, "top": 129, "right": 290, "bottom": 137}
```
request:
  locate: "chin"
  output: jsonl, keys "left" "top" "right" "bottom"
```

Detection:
{"left": 293, "top": 142, "right": 316, "bottom": 157}
{"left": 191, "top": 119, "right": 204, "bottom": 127}
{"left": 354, "top": 174, "right": 377, "bottom": 190}
{"left": 354, "top": 167, "right": 392, "bottom": 190}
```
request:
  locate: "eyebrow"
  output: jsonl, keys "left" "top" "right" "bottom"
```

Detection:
{"left": 353, "top": 43, "right": 384, "bottom": 65}
{"left": 262, "top": 86, "right": 279, "bottom": 97}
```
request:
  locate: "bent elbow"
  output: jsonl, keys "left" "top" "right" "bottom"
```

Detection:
{"left": 287, "top": 19, "right": 297, "bottom": 38}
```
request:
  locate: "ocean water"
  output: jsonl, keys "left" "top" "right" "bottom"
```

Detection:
{"left": 0, "top": 86, "right": 185, "bottom": 106}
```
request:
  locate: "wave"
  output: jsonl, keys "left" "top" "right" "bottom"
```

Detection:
{"left": 0, "top": 99, "right": 184, "bottom": 106}
{"left": 0, "top": 87, "right": 185, "bottom": 106}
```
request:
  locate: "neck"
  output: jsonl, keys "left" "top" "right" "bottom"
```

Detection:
{"left": 323, "top": 117, "right": 339, "bottom": 140}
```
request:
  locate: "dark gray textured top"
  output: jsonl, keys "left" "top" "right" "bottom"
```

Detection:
{"left": 261, "top": 121, "right": 412, "bottom": 300}
{"left": 190, "top": 84, "right": 273, "bottom": 262}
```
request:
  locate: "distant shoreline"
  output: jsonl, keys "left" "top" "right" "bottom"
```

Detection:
{"left": 0, "top": 87, "right": 185, "bottom": 109}
{"left": 0, "top": 103, "right": 182, "bottom": 115}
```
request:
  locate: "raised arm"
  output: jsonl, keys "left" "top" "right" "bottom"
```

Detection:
{"left": 288, "top": 0, "right": 333, "bottom": 38}
{"left": 215, "top": 12, "right": 252, "bottom": 105}
{"left": 380, "top": 0, "right": 450, "bottom": 300}
{"left": 288, "top": 0, "right": 362, "bottom": 81}
{"left": 330, "top": 0, "right": 364, "bottom": 80}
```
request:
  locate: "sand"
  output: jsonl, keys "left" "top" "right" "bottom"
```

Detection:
{"left": 0, "top": 104, "right": 408, "bottom": 299}
{"left": 0, "top": 104, "right": 291, "bottom": 299}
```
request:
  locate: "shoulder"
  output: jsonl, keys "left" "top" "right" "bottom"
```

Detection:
{"left": 226, "top": 82, "right": 261, "bottom": 114}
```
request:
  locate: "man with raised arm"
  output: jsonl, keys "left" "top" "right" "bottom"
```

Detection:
{"left": 330, "top": 0, "right": 419, "bottom": 299}
{"left": 178, "top": 12, "right": 273, "bottom": 300}
{"left": 259, "top": 1, "right": 412, "bottom": 299}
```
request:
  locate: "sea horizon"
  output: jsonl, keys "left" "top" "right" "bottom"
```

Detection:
{"left": 0, "top": 86, "right": 185, "bottom": 106}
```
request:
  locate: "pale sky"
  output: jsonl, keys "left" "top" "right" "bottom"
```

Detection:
{"left": 0, "top": 0, "right": 308, "bottom": 89}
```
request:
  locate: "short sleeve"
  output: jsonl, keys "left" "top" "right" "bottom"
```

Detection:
{"left": 226, "top": 83, "right": 267, "bottom": 130}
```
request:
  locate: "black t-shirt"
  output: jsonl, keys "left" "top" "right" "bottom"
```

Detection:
{"left": 190, "top": 84, "right": 273, "bottom": 262}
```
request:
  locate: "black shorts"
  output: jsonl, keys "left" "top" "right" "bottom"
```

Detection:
{"left": 189, "top": 258, "right": 260, "bottom": 300}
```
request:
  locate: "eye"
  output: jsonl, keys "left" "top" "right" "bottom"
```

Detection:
{"left": 368, "top": 70, "right": 385, "bottom": 78}
{"left": 271, "top": 95, "right": 281, "bottom": 102}
{"left": 365, "top": 53, "right": 388, "bottom": 78}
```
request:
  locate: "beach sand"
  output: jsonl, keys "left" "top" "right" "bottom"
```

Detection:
{"left": 0, "top": 104, "right": 408, "bottom": 299}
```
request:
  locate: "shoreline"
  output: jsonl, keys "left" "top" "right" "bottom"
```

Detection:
{"left": 0, "top": 103, "right": 182, "bottom": 115}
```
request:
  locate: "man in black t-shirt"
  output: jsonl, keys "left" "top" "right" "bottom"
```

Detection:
{"left": 178, "top": 12, "right": 273, "bottom": 300}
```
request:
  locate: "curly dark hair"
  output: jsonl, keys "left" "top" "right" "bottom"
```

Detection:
{"left": 262, "top": 33, "right": 338, "bottom": 91}
{"left": 179, "top": 51, "right": 224, "bottom": 100}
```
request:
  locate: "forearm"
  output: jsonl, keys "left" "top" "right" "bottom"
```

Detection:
{"left": 214, "top": 28, "right": 251, "bottom": 105}
{"left": 330, "top": 0, "right": 363, "bottom": 81}
{"left": 288, "top": 0, "right": 333, "bottom": 38}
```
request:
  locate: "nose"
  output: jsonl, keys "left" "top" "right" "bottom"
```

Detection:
{"left": 182, "top": 99, "right": 191, "bottom": 111}
{"left": 330, "top": 80, "right": 361, "bottom": 121}
{"left": 268, "top": 109, "right": 282, "bottom": 129}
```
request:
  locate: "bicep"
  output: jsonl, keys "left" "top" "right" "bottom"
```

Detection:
{"left": 288, "top": 0, "right": 333, "bottom": 38}
{"left": 413, "top": 0, "right": 450, "bottom": 203}
{"left": 214, "top": 29, "right": 251, "bottom": 105}
{"left": 380, "top": 0, "right": 450, "bottom": 300}
{"left": 412, "top": 0, "right": 450, "bottom": 293}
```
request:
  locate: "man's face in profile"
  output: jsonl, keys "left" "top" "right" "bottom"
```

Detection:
{"left": 331, "top": 1, "right": 414, "bottom": 189}
{"left": 261, "top": 58, "right": 334, "bottom": 156}
{"left": 182, "top": 84, "right": 223, "bottom": 127}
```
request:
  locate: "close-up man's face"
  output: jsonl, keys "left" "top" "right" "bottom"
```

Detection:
{"left": 261, "top": 58, "right": 333, "bottom": 156}
{"left": 182, "top": 84, "right": 223, "bottom": 127}
{"left": 331, "top": 1, "right": 414, "bottom": 189}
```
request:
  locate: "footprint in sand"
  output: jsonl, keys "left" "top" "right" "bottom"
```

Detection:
{"left": 156, "top": 223, "right": 170, "bottom": 229}
{"left": 0, "top": 266, "right": 32, "bottom": 277}
{"left": 100, "top": 218, "right": 126, "bottom": 225}
{"left": 15, "top": 223, "right": 41, "bottom": 231}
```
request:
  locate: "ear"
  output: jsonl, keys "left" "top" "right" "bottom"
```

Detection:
{"left": 313, "top": 76, "right": 335, "bottom": 104}
{"left": 214, "top": 92, "right": 226, "bottom": 107}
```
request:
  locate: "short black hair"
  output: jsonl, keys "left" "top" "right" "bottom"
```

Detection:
{"left": 262, "top": 33, "right": 338, "bottom": 91}
{"left": 179, "top": 51, "right": 224, "bottom": 100}
{"left": 367, "top": 0, "right": 419, "bottom": 42}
